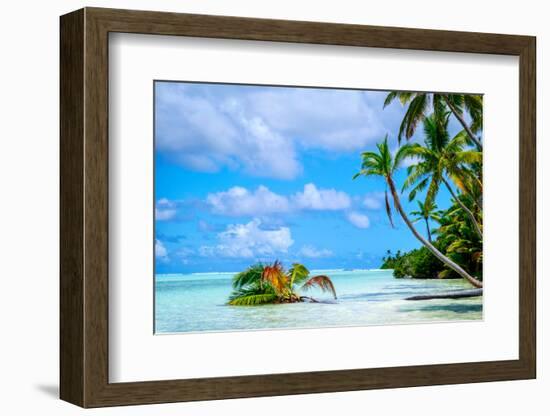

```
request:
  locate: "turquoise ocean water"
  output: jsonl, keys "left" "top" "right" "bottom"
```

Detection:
{"left": 155, "top": 269, "right": 482, "bottom": 334}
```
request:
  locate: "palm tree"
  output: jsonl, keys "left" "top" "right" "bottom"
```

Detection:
{"left": 354, "top": 136, "right": 483, "bottom": 288}
{"left": 228, "top": 261, "right": 337, "bottom": 306}
{"left": 384, "top": 91, "right": 483, "bottom": 150}
{"left": 409, "top": 200, "right": 442, "bottom": 242}
{"left": 442, "top": 94, "right": 483, "bottom": 150}
{"left": 402, "top": 111, "right": 483, "bottom": 239}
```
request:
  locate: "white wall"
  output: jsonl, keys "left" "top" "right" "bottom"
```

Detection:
{"left": 0, "top": 0, "right": 545, "bottom": 414}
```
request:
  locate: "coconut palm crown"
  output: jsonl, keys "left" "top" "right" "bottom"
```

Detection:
{"left": 384, "top": 91, "right": 483, "bottom": 150}
{"left": 228, "top": 261, "right": 337, "bottom": 306}
{"left": 409, "top": 200, "right": 442, "bottom": 243}
{"left": 402, "top": 111, "right": 483, "bottom": 239}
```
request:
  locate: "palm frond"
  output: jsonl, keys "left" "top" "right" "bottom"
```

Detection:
{"left": 470, "top": 117, "right": 483, "bottom": 135}
{"left": 464, "top": 94, "right": 483, "bottom": 133}
{"left": 398, "top": 92, "right": 415, "bottom": 105}
{"left": 448, "top": 130, "right": 470, "bottom": 150}
{"left": 228, "top": 293, "right": 278, "bottom": 306}
{"left": 352, "top": 170, "right": 366, "bottom": 180}
{"left": 398, "top": 94, "right": 428, "bottom": 142}
{"left": 384, "top": 91, "right": 415, "bottom": 108}
{"left": 447, "top": 172, "right": 469, "bottom": 195}
{"left": 407, "top": 177, "right": 429, "bottom": 202}
{"left": 423, "top": 111, "right": 450, "bottom": 151}
{"left": 288, "top": 263, "right": 310, "bottom": 287}
{"left": 377, "top": 137, "right": 393, "bottom": 175}
{"left": 261, "top": 260, "right": 288, "bottom": 294}
{"left": 383, "top": 91, "right": 398, "bottom": 108}
{"left": 425, "top": 176, "right": 440, "bottom": 206}
{"left": 402, "top": 161, "right": 430, "bottom": 192}
{"left": 432, "top": 94, "right": 449, "bottom": 119}
{"left": 232, "top": 264, "right": 264, "bottom": 289}
{"left": 446, "top": 94, "right": 465, "bottom": 111}
{"left": 393, "top": 143, "right": 418, "bottom": 172}
{"left": 358, "top": 150, "right": 385, "bottom": 176}
{"left": 447, "top": 239, "right": 472, "bottom": 253}
{"left": 301, "top": 275, "right": 337, "bottom": 299}
{"left": 455, "top": 150, "right": 482, "bottom": 165}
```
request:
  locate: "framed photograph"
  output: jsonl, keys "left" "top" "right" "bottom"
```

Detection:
{"left": 60, "top": 7, "right": 536, "bottom": 408}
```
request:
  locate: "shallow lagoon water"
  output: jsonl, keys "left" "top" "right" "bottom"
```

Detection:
{"left": 155, "top": 269, "right": 482, "bottom": 334}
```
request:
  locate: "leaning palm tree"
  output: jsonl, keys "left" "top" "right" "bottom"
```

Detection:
{"left": 384, "top": 91, "right": 483, "bottom": 150}
{"left": 402, "top": 111, "right": 483, "bottom": 239}
{"left": 228, "top": 261, "right": 337, "bottom": 306}
{"left": 409, "top": 200, "right": 442, "bottom": 243}
{"left": 353, "top": 136, "right": 482, "bottom": 288}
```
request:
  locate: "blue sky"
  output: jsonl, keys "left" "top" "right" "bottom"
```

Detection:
{"left": 154, "top": 81, "right": 459, "bottom": 273}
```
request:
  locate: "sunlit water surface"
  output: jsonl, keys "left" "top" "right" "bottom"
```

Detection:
{"left": 155, "top": 269, "right": 482, "bottom": 334}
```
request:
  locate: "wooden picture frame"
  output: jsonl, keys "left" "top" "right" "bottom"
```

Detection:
{"left": 60, "top": 7, "right": 536, "bottom": 408}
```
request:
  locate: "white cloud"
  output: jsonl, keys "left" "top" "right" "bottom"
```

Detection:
{"left": 292, "top": 183, "right": 351, "bottom": 211}
{"left": 206, "top": 186, "right": 290, "bottom": 217}
{"left": 155, "top": 84, "right": 388, "bottom": 179}
{"left": 199, "top": 219, "right": 293, "bottom": 258}
{"left": 206, "top": 183, "right": 351, "bottom": 217}
{"left": 299, "top": 245, "right": 333, "bottom": 258}
{"left": 223, "top": 102, "right": 301, "bottom": 179}
{"left": 158, "top": 184, "right": 358, "bottom": 230}
{"left": 248, "top": 88, "right": 384, "bottom": 151}
{"left": 155, "top": 198, "right": 177, "bottom": 221}
{"left": 346, "top": 211, "right": 370, "bottom": 229}
{"left": 156, "top": 84, "right": 300, "bottom": 180}
{"left": 363, "top": 191, "right": 385, "bottom": 210}
{"left": 155, "top": 239, "right": 169, "bottom": 262}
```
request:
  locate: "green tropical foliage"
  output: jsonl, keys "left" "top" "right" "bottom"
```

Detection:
{"left": 402, "top": 110, "right": 483, "bottom": 239}
{"left": 383, "top": 91, "right": 483, "bottom": 149}
{"left": 436, "top": 196, "right": 483, "bottom": 279}
{"left": 381, "top": 246, "right": 443, "bottom": 279}
{"left": 381, "top": 196, "right": 482, "bottom": 280}
{"left": 355, "top": 90, "right": 484, "bottom": 288}
{"left": 409, "top": 200, "right": 442, "bottom": 242}
{"left": 228, "top": 261, "right": 337, "bottom": 306}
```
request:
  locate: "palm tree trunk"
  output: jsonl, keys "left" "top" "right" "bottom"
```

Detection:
{"left": 441, "top": 95, "right": 483, "bottom": 150}
{"left": 424, "top": 218, "right": 432, "bottom": 242}
{"left": 442, "top": 178, "right": 483, "bottom": 240}
{"left": 387, "top": 176, "right": 483, "bottom": 288}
